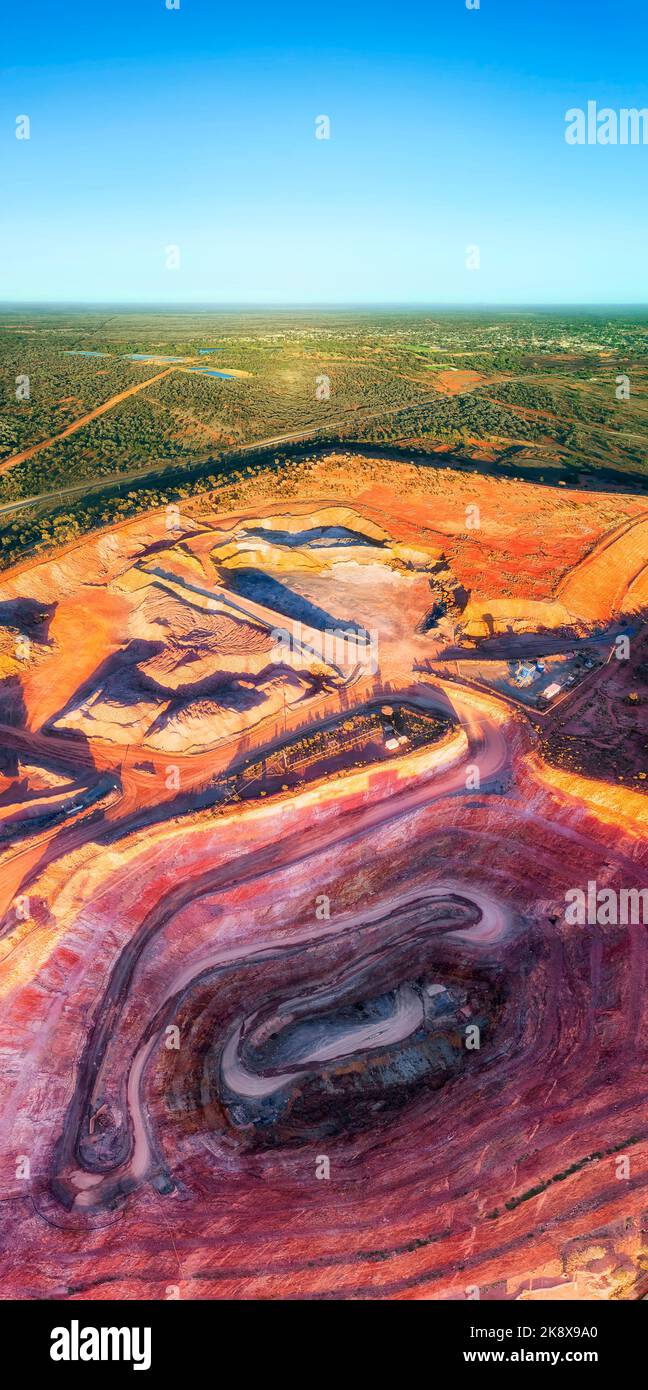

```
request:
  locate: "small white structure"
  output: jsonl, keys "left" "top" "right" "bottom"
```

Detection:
{"left": 543, "top": 682, "right": 562, "bottom": 701}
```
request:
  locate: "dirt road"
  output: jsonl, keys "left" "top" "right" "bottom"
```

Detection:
{"left": 0, "top": 367, "right": 176, "bottom": 476}
{"left": 0, "top": 390, "right": 441, "bottom": 502}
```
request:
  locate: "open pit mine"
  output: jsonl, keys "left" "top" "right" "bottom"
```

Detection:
{"left": 1, "top": 452, "right": 647, "bottom": 1301}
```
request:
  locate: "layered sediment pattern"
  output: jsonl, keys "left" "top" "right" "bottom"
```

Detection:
{"left": 1, "top": 461, "right": 647, "bottom": 1300}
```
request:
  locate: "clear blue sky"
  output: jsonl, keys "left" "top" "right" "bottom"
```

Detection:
{"left": 1, "top": 0, "right": 647, "bottom": 304}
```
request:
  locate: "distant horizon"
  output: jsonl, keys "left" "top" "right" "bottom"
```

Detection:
{"left": 2, "top": 301, "right": 648, "bottom": 314}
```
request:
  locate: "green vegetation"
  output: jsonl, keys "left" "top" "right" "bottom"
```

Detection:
{"left": 1, "top": 307, "right": 647, "bottom": 569}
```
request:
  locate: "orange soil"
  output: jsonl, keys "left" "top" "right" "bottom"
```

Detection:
{"left": 433, "top": 368, "right": 484, "bottom": 395}
{"left": 22, "top": 588, "right": 131, "bottom": 731}
{"left": 558, "top": 511, "right": 648, "bottom": 619}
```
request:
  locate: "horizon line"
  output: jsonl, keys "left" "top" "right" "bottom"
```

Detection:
{"left": 2, "top": 300, "right": 648, "bottom": 313}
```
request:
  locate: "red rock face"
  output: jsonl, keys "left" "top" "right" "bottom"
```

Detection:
{"left": 0, "top": 465, "right": 647, "bottom": 1301}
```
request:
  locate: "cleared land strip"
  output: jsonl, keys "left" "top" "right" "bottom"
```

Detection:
{"left": 0, "top": 367, "right": 176, "bottom": 475}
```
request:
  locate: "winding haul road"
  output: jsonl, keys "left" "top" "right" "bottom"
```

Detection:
{"left": 1, "top": 635, "right": 647, "bottom": 1297}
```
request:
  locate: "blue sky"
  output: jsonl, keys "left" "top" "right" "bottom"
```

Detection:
{"left": 1, "top": 0, "right": 647, "bottom": 304}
